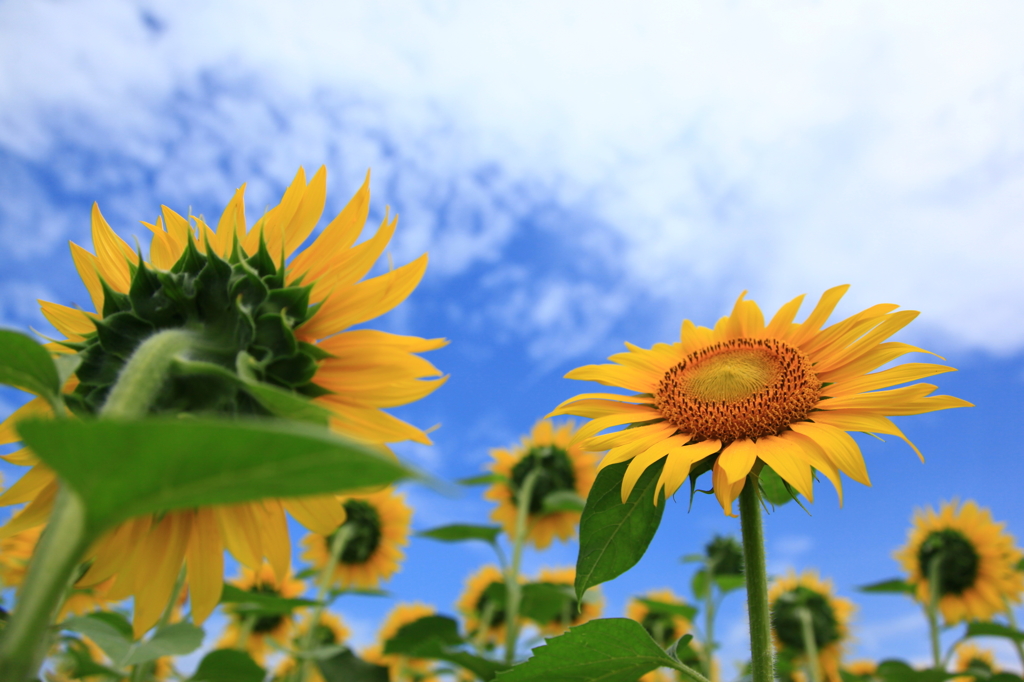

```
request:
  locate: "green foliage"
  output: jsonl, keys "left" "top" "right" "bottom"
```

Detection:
{"left": 874, "top": 660, "right": 954, "bottom": 682}
{"left": 575, "top": 460, "right": 666, "bottom": 601}
{"left": 417, "top": 524, "right": 504, "bottom": 543}
{"left": 383, "top": 614, "right": 510, "bottom": 681}
{"left": 17, "top": 416, "right": 413, "bottom": 538}
{"left": 317, "top": 650, "right": 390, "bottom": 682}
{"left": 457, "top": 473, "right": 505, "bottom": 486}
{"left": 0, "top": 329, "right": 63, "bottom": 409}
{"left": 758, "top": 465, "right": 797, "bottom": 506}
{"left": 637, "top": 598, "right": 698, "bottom": 622}
{"left": 542, "top": 490, "right": 587, "bottom": 513}
{"left": 219, "top": 584, "right": 319, "bottom": 615}
{"left": 494, "top": 618, "right": 682, "bottom": 682}
{"left": 189, "top": 649, "right": 266, "bottom": 682}
{"left": 964, "top": 621, "right": 1024, "bottom": 642}
{"left": 60, "top": 613, "right": 203, "bottom": 668}
{"left": 858, "top": 579, "right": 916, "bottom": 595}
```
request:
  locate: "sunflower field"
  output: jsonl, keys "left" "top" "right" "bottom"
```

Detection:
{"left": 0, "top": 168, "right": 1020, "bottom": 682}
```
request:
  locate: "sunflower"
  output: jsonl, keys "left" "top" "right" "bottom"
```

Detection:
{"left": 844, "top": 661, "right": 878, "bottom": 677}
{"left": 532, "top": 567, "right": 603, "bottom": 636}
{"left": 0, "top": 524, "right": 115, "bottom": 617}
{"left": 894, "top": 500, "right": 1024, "bottom": 625}
{"left": 769, "top": 570, "right": 854, "bottom": 682}
{"left": 550, "top": 286, "right": 971, "bottom": 515}
{"left": 275, "top": 611, "right": 350, "bottom": 682}
{"left": 484, "top": 420, "right": 599, "bottom": 548}
{"left": 216, "top": 562, "right": 307, "bottom": 664}
{"left": 952, "top": 642, "right": 1000, "bottom": 681}
{"left": 0, "top": 167, "right": 446, "bottom": 635}
{"left": 300, "top": 487, "right": 411, "bottom": 590}
{"left": 363, "top": 602, "right": 442, "bottom": 682}
{"left": 626, "top": 588, "right": 698, "bottom": 682}
{"left": 456, "top": 564, "right": 524, "bottom": 646}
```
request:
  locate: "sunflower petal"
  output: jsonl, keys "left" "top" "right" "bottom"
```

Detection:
{"left": 657, "top": 439, "right": 721, "bottom": 500}
{"left": 717, "top": 438, "right": 758, "bottom": 485}
{"left": 789, "top": 421, "right": 870, "bottom": 486}
{"left": 712, "top": 459, "right": 745, "bottom": 517}
{"left": 186, "top": 507, "right": 223, "bottom": 625}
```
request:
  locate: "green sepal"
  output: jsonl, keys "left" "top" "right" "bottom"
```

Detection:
{"left": 99, "top": 278, "right": 132, "bottom": 318}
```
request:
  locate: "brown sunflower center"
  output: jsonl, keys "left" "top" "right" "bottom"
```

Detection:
{"left": 655, "top": 338, "right": 820, "bottom": 442}
{"left": 917, "top": 529, "right": 980, "bottom": 596}
{"left": 771, "top": 586, "right": 840, "bottom": 650}
{"left": 334, "top": 500, "right": 382, "bottom": 565}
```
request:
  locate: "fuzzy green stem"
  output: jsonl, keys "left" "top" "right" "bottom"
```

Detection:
{"left": 297, "top": 523, "right": 354, "bottom": 682}
{"left": 672, "top": 661, "right": 713, "bottom": 682}
{"left": 739, "top": 475, "right": 774, "bottom": 682}
{"left": 100, "top": 329, "right": 197, "bottom": 418}
{"left": 504, "top": 469, "right": 540, "bottom": 666}
{"left": 797, "top": 607, "right": 823, "bottom": 682}
{"left": 926, "top": 555, "right": 943, "bottom": 669}
{"left": 0, "top": 486, "right": 91, "bottom": 681}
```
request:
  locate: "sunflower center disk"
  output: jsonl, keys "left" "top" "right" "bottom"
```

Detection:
{"left": 771, "top": 586, "right": 840, "bottom": 650}
{"left": 510, "top": 445, "right": 577, "bottom": 514}
{"left": 249, "top": 583, "right": 286, "bottom": 634}
{"left": 336, "top": 500, "right": 383, "bottom": 565}
{"left": 477, "top": 582, "right": 509, "bottom": 627}
{"left": 655, "top": 338, "right": 821, "bottom": 442}
{"left": 917, "top": 529, "right": 980, "bottom": 596}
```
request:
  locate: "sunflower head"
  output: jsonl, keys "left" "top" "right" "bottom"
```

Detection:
{"left": 217, "top": 563, "right": 307, "bottom": 661}
{"left": 624, "top": 588, "right": 693, "bottom": 649}
{"left": 705, "top": 534, "right": 744, "bottom": 577}
{"left": 456, "top": 564, "right": 521, "bottom": 646}
{"left": 953, "top": 642, "right": 999, "bottom": 681}
{"left": 300, "top": 487, "right": 412, "bottom": 590}
{"left": 363, "top": 603, "right": 441, "bottom": 682}
{"left": 895, "top": 500, "right": 1024, "bottom": 625}
{"left": 276, "top": 612, "right": 351, "bottom": 682}
{"left": 484, "top": 420, "right": 599, "bottom": 549}
{"left": 769, "top": 570, "right": 854, "bottom": 682}
{"left": 532, "top": 566, "right": 603, "bottom": 636}
{"left": 551, "top": 286, "right": 971, "bottom": 515}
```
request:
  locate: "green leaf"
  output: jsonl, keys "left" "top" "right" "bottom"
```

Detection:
{"left": 679, "top": 553, "right": 705, "bottom": 564}
{"left": 520, "top": 582, "right": 579, "bottom": 623}
{"left": 220, "top": 584, "right": 319, "bottom": 614}
{"left": 61, "top": 637, "right": 126, "bottom": 680}
{"left": 494, "top": 618, "right": 679, "bottom": 682}
{"left": 858, "top": 579, "right": 916, "bottom": 595}
{"left": 758, "top": 465, "right": 796, "bottom": 506}
{"left": 123, "top": 622, "right": 204, "bottom": 664}
{"left": 384, "top": 615, "right": 509, "bottom": 681}
{"left": 17, "top": 416, "right": 413, "bottom": 538}
{"left": 189, "top": 649, "right": 266, "bottom": 682}
{"left": 61, "top": 614, "right": 132, "bottom": 668}
{"left": 875, "top": 660, "right": 953, "bottom": 682}
{"left": 637, "top": 598, "right": 698, "bottom": 622}
{"left": 317, "top": 650, "right": 390, "bottom": 682}
{"left": 964, "top": 621, "right": 1024, "bottom": 642}
{"left": 575, "top": 460, "right": 666, "bottom": 601}
{"left": 53, "top": 353, "right": 83, "bottom": 386}
{"left": 1016, "top": 557, "right": 1024, "bottom": 572}
{"left": 417, "top": 524, "right": 503, "bottom": 544}
{"left": 457, "top": 473, "right": 503, "bottom": 486}
{"left": 691, "top": 569, "right": 709, "bottom": 600}
{"left": 542, "top": 490, "right": 587, "bottom": 513}
{"left": 714, "top": 574, "right": 746, "bottom": 594}
{"left": 0, "top": 329, "right": 61, "bottom": 406}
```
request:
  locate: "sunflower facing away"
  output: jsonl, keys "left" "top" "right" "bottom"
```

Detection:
{"left": 894, "top": 500, "right": 1024, "bottom": 625}
{"left": 0, "top": 167, "right": 446, "bottom": 635}
{"left": 363, "top": 602, "right": 442, "bottom": 682}
{"left": 301, "top": 487, "right": 412, "bottom": 590}
{"left": 550, "top": 286, "right": 971, "bottom": 515}
{"left": 952, "top": 642, "right": 1000, "bottom": 681}
{"left": 626, "top": 588, "right": 700, "bottom": 682}
{"left": 275, "top": 611, "right": 351, "bottom": 682}
{"left": 769, "top": 570, "right": 854, "bottom": 682}
{"left": 456, "top": 563, "right": 523, "bottom": 646}
{"left": 216, "top": 562, "right": 307, "bottom": 663}
{"left": 484, "top": 419, "right": 599, "bottom": 548}
{"left": 532, "top": 566, "right": 603, "bottom": 636}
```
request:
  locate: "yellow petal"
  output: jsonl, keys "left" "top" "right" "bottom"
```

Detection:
{"left": 656, "top": 439, "right": 721, "bottom": 500}
{"left": 214, "top": 185, "right": 248, "bottom": 257}
{"left": 786, "top": 285, "right": 850, "bottom": 347}
{"left": 90, "top": 203, "right": 136, "bottom": 292}
{"left": 569, "top": 408, "right": 665, "bottom": 444}
{"left": 38, "top": 300, "right": 97, "bottom": 341}
{"left": 79, "top": 516, "right": 151, "bottom": 587}
{"left": 811, "top": 410, "right": 923, "bottom": 461}
{"left": 0, "top": 465, "right": 52, "bottom": 506}
{"left": 288, "top": 171, "right": 371, "bottom": 279}
{"left": 712, "top": 459, "right": 745, "bottom": 517}
{"left": 597, "top": 426, "right": 678, "bottom": 471}
{"left": 827, "top": 363, "right": 956, "bottom": 396}
{"left": 215, "top": 504, "right": 263, "bottom": 570}
{"left": 764, "top": 294, "right": 806, "bottom": 338}
{"left": 132, "top": 512, "right": 191, "bottom": 637}
{"left": 0, "top": 397, "right": 51, "bottom": 445}
{"left": 621, "top": 437, "right": 679, "bottom": 503}
{"left": 780, "top": 430, "right": 843, "bottom": 504}
{"left": 753, "top": 436, "right": 814, "bottom": 501}
{"left": 717, "top": 438, "right": 758, "bottom": 484}
{"left": 789, "top": 421, "right": 870, "bottom": 485}
{"left": 69, "top": 242, "right": 105, "bottom": 312}
{"left": 255, "top": 499, "right": 291, "bottom": 583}
{"left": 283, "top": 495, "right": 346, "bottom": 535}
{"left": 0, "top": 480, "right": 57, "bottom": 538}
{"left": 186, "top": 507, "right": 223, "bottom": 625}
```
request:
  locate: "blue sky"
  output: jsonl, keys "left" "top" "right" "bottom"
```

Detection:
{"left": 2, "top": 0, "right": 1024, "bottom": 671}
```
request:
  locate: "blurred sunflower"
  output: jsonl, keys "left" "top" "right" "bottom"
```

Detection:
{"left": 626, "top": 588, "right": 699, "bottom": 682}
{"left": 484, "top": 420, "right": 599, "bottom": 548}
{"left": 0, "top": 524, "right": 114, "bottom": 617}
{"left": 0, "top": 167, "right": 446, "bottom": 635}
{"left": 301, "top": 487, "right": 411, "bottom": 590}
{"left": 363, "top": 602, "right": 442, "bottom": 682}
{"left": 952, "top": 642, "right": 1000, "bottom": 681}
{"left": 895, "top": 500, "right": 1024, "bottom": 625}
{"left": 533, "top": 566, "right": 603, "bottom": 636}
{"left": 844, "top": 661, "right": 878, "bottom": 678}
{"left": 769, "top": 570, "right": 854, "bottom": 682}
{"left": 216, "top": 563, "right": 307, "bottom": 664}
{"left": 275, "top": 611, "right": 350, "bottom": 682}
{"left": 549, "top": 286, "right": 971, "bottom": 515}
{"left": 456, "top": 564, "right": 523, "bottom": 646}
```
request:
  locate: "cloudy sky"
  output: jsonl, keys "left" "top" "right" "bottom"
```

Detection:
{"left": 2, "top": 0, "right": 1024, "bottom": 671}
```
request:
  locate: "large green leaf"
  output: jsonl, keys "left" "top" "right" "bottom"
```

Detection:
{"left": 875, "top": 660, "right": 953, "bottom": 682}
{"left": 520, "top": 582, "right": 579, "bottom": 624}
{"left": 384, "top": 615, "right": 509, "bottom": 681}
{"left": 61, "top": 615, "right": 203, "bottom": 668}
{"left": 317, "top": 650, "right": 390, "bottom": 682}
{"left": 122, "top": 622, "right": 204, "bottom": 664}
{"left": 417, "top": 524, "right": 503, "bottom": 544}
{"left": 964, "top": 621, "right": 1024, "bottom": 642}
{"left": 575, "top": 460, "right": 666, "bottom": 601}
{"left": 17, "top": 417, "right": 412, "bottom": 537}
{"left": 61, "top": 614, "right": 132, "bottom": 668}
{"left": 637, "top": 598, "right": 698, "bottom": 622}
{"left": 858, "top": 579, "right": 916, "bottom": 595}
{"left": 189, "top": 650, "right": 265, "bottom": 682}
{"left": 495, "top": 618, "right": 679, "bottom": 682}
{"left": 0, "top": 329, "right": 61, "bottom": 407}
{"left": 219, "top": 584, "right": 319, "bottom": 615}
{"left": 542, "top": 490, "right": 587, "bottom": 513}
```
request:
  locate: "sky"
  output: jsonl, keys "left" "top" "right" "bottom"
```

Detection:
{"left": 1, "top": 0, "right": 1024, "bottom": 672}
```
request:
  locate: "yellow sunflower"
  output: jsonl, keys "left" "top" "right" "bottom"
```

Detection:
{"left": 363, "top": 602, "right": 442, "bottom": 682}
{"left": 550, "top": 286, "right": 971, "bottom": 515}
{"left": 0, "top": 167, "right": 446, "bottom": 636}
{"left": 215, "top": 562, "right": 307, "bottom": 664}
{"left": 533, "top": 566, "right": 603, "bottom": 636}
{"left": 953, "top": 642, "right": 1000, "bottom": 681}
{"left": 275, "top": 611, "right": 350, "bottom": 682}
{"left": 484, "top": 420, "right": 599, "bottom": 548}
{"left": 626, "top": 589, "right": 697, "bottom": 682}
{"left": 456, "top": 564, "right": 524, "bottom": 646}
{"left": 844, "top": 660, "right": 878, "bottom": 677}
{"left": 769, "top": 570, "right": 854, "bottom": 682}
{"left": 300, "top": 487, "right": 411, "bottom": 590}
{"left": 894, "top": 500, "right": 1024, "bottom": 625}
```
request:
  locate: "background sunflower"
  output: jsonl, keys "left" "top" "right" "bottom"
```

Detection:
{"left": 769, "top": 570, "right": 855, "bottom": 682}
{"left": 216, "top": 563, "right": 307, "bottom": 664}
{"left": 363, "top": 602, "right": 442, "bottom": 682}
{"left": 456, "top": 564, "right": 522, "bottom": 647}
{"left": 532, "top": 566, "right": 603, "bottom": 636}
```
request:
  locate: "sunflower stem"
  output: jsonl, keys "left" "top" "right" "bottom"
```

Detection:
{"left": 797, "top": 607, "right": 823, "bottom": 682}
{"left": 297, "top": 523, "right": 354, "bottom": 682}
{"left": 100, "top": 329, "right": 198, "bottom": 418}
{"left": 0, "top": 485, "right": 91, "bottom": 682}
{"left": 926, "top": 553, "right": 943, "bottom": 669}
{"left": 504, "top": 468, "right": 540, "bottom": 666}
{"left": 1003, "top": 600, "right": 1024, "bottom": 671}
{"left": 739, "top": 475, "right": 774, "bottom": 682}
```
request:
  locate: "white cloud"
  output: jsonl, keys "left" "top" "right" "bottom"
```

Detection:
{"left": 2, "top": 0, "right": 1023, "bottom": 356}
